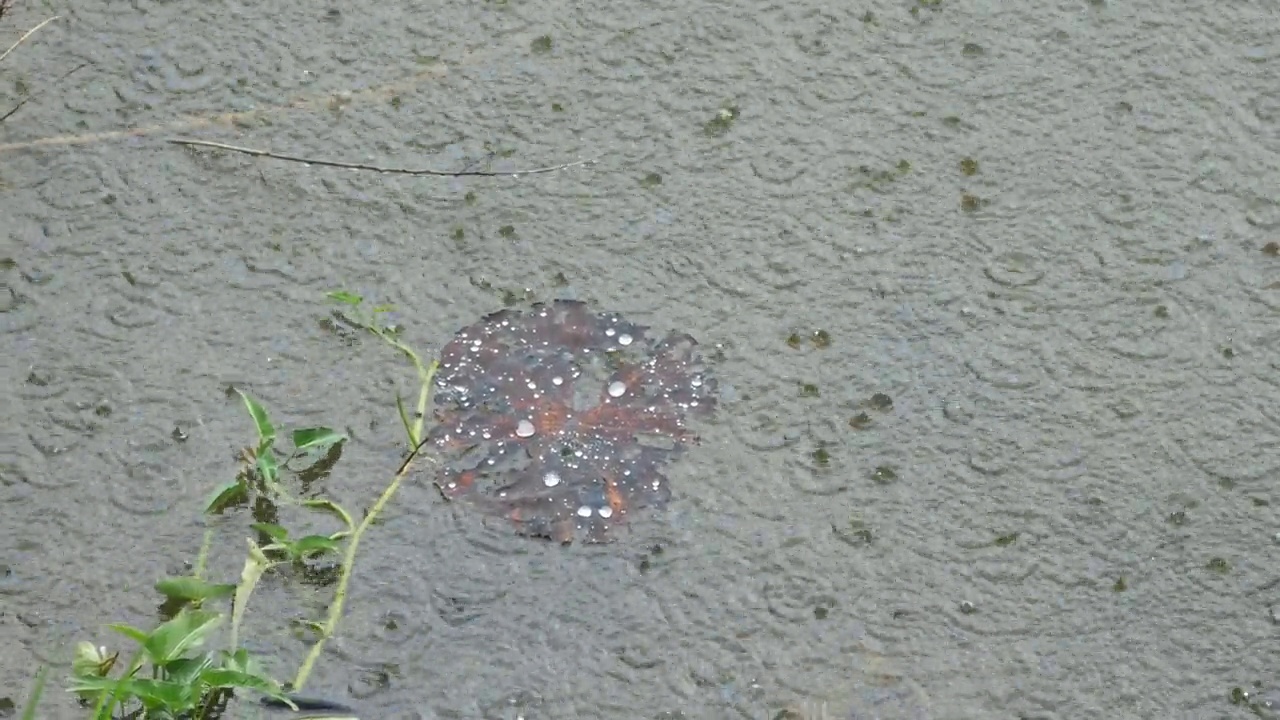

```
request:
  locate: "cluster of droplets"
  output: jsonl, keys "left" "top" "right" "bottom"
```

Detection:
{"left": 427, "top": 300, "right": 717, "bottom": 542}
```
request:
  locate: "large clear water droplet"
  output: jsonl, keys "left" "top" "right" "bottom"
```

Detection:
{"left": 515, "top": 419, "right": 536, "bottom": 438}
{"left": 608, "top": 380, "right": 626, "bottom": 398}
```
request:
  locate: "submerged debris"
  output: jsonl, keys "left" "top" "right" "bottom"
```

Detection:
{"left": 428, "top": 300, "right": 717, "bottom": 543}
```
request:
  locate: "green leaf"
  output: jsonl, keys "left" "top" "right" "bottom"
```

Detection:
{"left": 66, "top": 675, "right": 127, "bottom": 693}
{"left": 219, "top": 647, "right": 258, "bottom": 675}
{"left": 250, "top": 523, "right": 290, "bottom": 543}
{"left": 326, "top": 290, "right": 363, "bottom": 306}
{"left": 161, "top": 655, "right": 214, "bottom": 687}
{"left": 155, "top": 577, "right": 236, "bottom": 603}
{"left": 256, "top": 449, "right": 279, "bottom": 487}
{"left": 290, "top": 535, "right": 340, "bottom": 559}
{"left": 106, "top": 623, "right": 152, "bottom": 649}
{"left": 205, "top": 479, "right": 247, "bottom": 515}
{"left": 371, "top": 303, "right": 396, "bottom": 313}
{"left": 395, "top": 393, "right": 418, "bottom": 446}
{"left": 291, "top": 427, "right": 347, "bottom": 453}
{"left": 199, "top": 668, "right": 281, "bottom": 692}
{"left": 69, "top": 676, "right": 196, "bottom": 713}
{"left": 121, "top": 677, "right": 196, "bottom": 713}
{"left": 143, "top": 609, "right": 221, "bottom": 665}
{"left": 302, "top": 498, "right": 354, "bottom": 531}
{"left": 234, "top": 389, "right": 276, "bottom": 445}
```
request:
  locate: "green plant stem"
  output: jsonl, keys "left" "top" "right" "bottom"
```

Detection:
{"left": 88, "top": 647, "right": 145, "bottom": 720}
{"left": 20, "top": 665, "right": 47, "bottom": 720}
{"left": 194, "top": 527, "right": 214, "bottom": 579}
{"left": 292, "top": 360, "right": 438, "bottom": 691}
{"left": 372, "top": 327, "right": 433, "bottom": 446}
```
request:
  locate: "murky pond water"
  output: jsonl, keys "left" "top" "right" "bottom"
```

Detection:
{"left": 3, "top": 0, "right": 1279, "bottom": 718}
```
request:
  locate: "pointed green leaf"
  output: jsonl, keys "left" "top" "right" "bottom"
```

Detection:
{"left": 395, "top": 393, "right": 418, "bottom": 446}
{"left": 290, "top": 535, "right": 340, "bottom": 559}
{"left": 124, "top": 677, "right": 195, "bottom": 712}
{"left": 143, "top": 609, "right": 221, "bottom": 665}
{"left": 66, "top": 675, "right": 126, "bottom": 693}
{"left": 327, "top": 290, "right": 363, "bottom": 306}
{"left": 249, "top": 523, "right": 290, "bottom": 543}
{"left": 155, "top": 576, "right": 237, "bottom": 603}
{"left": 256, "top": 449, "right": 279, "bottom": 487}
{"left": 161, "top": 655, "right": 214, "bottom": 687}
{"left": 302, "top": 498, "right": 354, "bottom": 531}
{"left": 219, "top": 647, "right": 257, "bottom": 674}
{"left": 199, "top": 668, "right": 281, "bottom": 693}
{"left": 106, "top": 623, "right": 152, "bottom": 649}
{"left": 291, "top": 427, "right": 347, "bottom": 453}
{"left": 234, "top": 389, "right": 275, "bottom": 445}
{"left": 205, "top": 479, "right": 247, "bottom": 515}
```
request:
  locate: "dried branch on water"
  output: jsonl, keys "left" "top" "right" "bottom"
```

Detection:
{"left": 1, "top": 10, "right": 63, "bottom": 124}
{"left": 0, "top": 61, "right": 85, "bottom": 123}
{"left": 167, "top": 138, "right": 596, "bottom": 178}
{"left": 0, "top": 13, "right": 59, "bottom": 65}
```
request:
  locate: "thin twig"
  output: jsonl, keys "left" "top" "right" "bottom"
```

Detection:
{"left": 0, "top": 62, "right": 87, "bottom": 123}
{"left": 0, "top": 15, "right": 59, "bottom": 64}
{"left": 166, "top": 137, "right": 595, "bottom": 177}
{"left": 291, "top": 362, "right": 440, "bottom": 692}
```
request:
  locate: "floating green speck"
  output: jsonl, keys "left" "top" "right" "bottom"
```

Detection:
{"left": 812, "top": 447, "right": 830, "bottom": 466}
{"left": 531, "top": 35, "right": 553, "bottom": 54}
{"left": 867, "top": 393, "right": 893, "bottom": 411}
{"left": 703, "top": 106, "right": 739, "bottom": 138}
{"left": 871, "top": 465, "right": 897, "bottom": 484}
{"left": 849, "top": 413, "right": 872, "bottom": 430}
{"left": 959, "top": 157, "right": 979, "bottom": 176}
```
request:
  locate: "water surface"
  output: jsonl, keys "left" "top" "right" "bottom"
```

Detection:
{"left": 2, "top": 0, "right": 1279, "bottom": 718}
